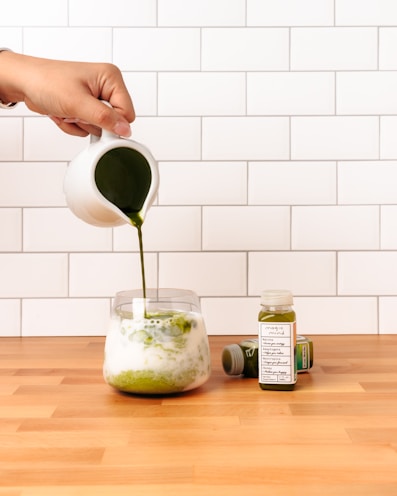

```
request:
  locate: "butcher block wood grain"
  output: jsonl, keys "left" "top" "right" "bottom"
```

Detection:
{"left": 1, "top": 335, "right": 397, "bottom": 496}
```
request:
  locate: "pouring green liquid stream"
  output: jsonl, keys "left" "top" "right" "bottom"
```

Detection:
{"left": 94, "top": 147, "right": 152, "bottom": 303}
{"left": 125, "top": 213, "right": 146, "bottom": 302}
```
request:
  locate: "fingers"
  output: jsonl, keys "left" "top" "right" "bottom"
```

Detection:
{"left": 48, "top": 114, "right": 124, "bottom": 138}
{"left": 57, "top": 117, "right": 102, "bottom": 136}
{"left": 49, "top": 115, "right": 91, "bottom": 137}
{"left": 55, "top": 107, "right": 132, "bottom": 138}
{"left": 73, "top": 98, "right": 132, "bottom": 137}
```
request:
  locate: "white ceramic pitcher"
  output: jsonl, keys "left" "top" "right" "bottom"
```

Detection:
{"left": 64, "top": 128, "right": 159, "bottom": 227}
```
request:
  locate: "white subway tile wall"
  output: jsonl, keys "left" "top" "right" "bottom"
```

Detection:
{"left": 1, "top": 0, "right": 397, "bottom": 335}
{"left": 291, "top": 116, "right": 379, "bottom": 160}
{"left": 23, "top": 209, "right": 113, "bottom": 253}
{"left": 114, "top": 206, "right": 202, "bottom": 252}
{"left": 22, "top": 298, "right": 111, "bottom": 337}
{"left": 23, "top": 28, "right": 113, "bottom": 62}
{"left": 132, "top": 117, "right": 201, "bottom": 160}
{"left": 0, "top": 163, "right": 67, "bottom": 207}
{"left": 23, "top": 118, "right": 87, "bottom": 161}
{"left": 202, "top": 206, "right": 290, "bottom": 251}
{"left": 290, "top": 27, "right": 378, "bottom": 70}
{"left": 0, "top": 254, "right": 68, "bottom": 298}
{"left": 0, "top": 299, "right": 20, "bottom": 337}
{"left": 0, "top": 118, "right": 23, "bottom": 161}
{"left": 0, "top": 209, "right": 21, "bottom": 252}
{"left": 379, "top": 29, "right": 397, "bottom": 69}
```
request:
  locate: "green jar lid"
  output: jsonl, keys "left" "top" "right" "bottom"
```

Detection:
{"left": 222, "top": 344, "right": 245, "bottom": 376}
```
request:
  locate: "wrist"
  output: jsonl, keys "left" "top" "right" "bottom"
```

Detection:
{"left": 0, "top": 49, "right": 20, "bottom": 108}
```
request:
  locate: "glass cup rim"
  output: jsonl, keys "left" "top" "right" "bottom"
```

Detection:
{"left": 115, "top": 288, "right": 198, "bottom": 298}
{"left": 113, "top": 288, "right": 201, "bottom": 313}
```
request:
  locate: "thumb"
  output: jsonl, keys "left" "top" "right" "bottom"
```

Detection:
{"left": 77, "top": 98, "right": 132, "bottom": 137}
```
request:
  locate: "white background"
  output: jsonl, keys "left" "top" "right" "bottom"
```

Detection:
{"left": 1, "top": 0, "right": 397, "bottom": 336}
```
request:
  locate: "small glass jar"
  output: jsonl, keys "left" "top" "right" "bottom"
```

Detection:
{"left": 103, "top": 288, "right": 211, "bottom": 395}
{"left": 258, "top": 290, "right": 297, "bottom": 391}
{"left": 222, "top": 336, "right": 312, "bottom": 378}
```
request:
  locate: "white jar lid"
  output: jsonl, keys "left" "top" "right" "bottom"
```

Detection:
{"left": 261, "top": 289, "right": 293, "bottom": 306}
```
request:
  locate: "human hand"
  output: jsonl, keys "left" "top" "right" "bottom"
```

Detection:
{"left": 0, "top": 51, "right": 135, "bottom": 137}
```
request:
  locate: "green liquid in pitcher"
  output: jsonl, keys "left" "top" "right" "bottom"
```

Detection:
{"left": 95, "top": 148, "right": 152, "bottom": 217}
{"left": 94, "top": 148, "right": 152, "bottom": 301}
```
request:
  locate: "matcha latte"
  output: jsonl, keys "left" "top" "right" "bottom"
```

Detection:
{"left": 103, "top": 295, "right": 211, "bottom": 395}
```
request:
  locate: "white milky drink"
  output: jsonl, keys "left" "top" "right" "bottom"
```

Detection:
{"left": 103, "top": 307, "right": 211, "bottom": 394}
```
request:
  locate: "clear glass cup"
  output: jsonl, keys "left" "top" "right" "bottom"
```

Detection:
{"left": 103, "top": 288, "right": 211, "bottom": 395}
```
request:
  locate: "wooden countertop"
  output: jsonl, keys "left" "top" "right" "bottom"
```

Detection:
{"left": 1, "top": 334, "right": 397, "bottom": 496}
